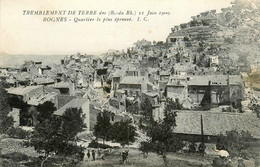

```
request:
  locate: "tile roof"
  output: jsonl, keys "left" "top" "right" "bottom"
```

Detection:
{"left": 7, "top": 85, "right": 42, "bottom": 96}
{"left": 120, "top": 76, "right": 144, "bottom": 85}
{"left": 50, "top": 82, "right": 73, "bottom": 88}
{"left": 174, "top": 111, "right": 260, "bottom": 139}
{"left": 116, "top": 89, "right": 125, "bottom": 94}
{"left": 54, "top": 98, "right": 88, "bottom": 116}
{"left": 143, "top": 91, "right": 158, "bottom": 97}
{"left": 187, "top": 75, "right": 242, "bottom": 86}
{"left": 167, "top": 76, "right": 187, "bottom": 86}
{"left": 174, "top": 63, "right": 191, "bottom": 72}
{"left": 160, "top": 71, "right": 170, "bottom": 76}
{"left": 34, "top": 78, "right": 55, "bottom": 84}
{"left": 27, "top": 92, "right": 58, "bottom": 106}
{"left": 109, "top": 69, "right": 124, "bottom": 78}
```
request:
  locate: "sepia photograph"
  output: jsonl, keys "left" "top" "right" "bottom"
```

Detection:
{"left": 1, "top": 0, "right": 260, "bottom": 166}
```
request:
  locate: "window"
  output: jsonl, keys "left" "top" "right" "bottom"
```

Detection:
{"left": 170, "top": 38, "right": 177, "bottom": 42}
{"left": 183, "top": 37, "right": 189, "bottom": 41}
{"left": 111, "top": 115, "right": 114, "bottom": 121}
{"left": 129, "top": 90, "right": 132, "bottom": 96}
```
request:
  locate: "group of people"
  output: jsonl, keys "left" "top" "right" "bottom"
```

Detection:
{"left": 86, "top": 149, "right": 96, "bottom": 161}
{"left": 85, "top": 149, "right": 104, "bottom": 161}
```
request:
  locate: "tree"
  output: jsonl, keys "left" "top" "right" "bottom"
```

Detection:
{"left": 8, "top": 94, "right": 32, "bottom": 126}
{"left": 166, "top": 98, "right": 182, "bottom": 110}
{"left": 140, "top": 99, "right": 184, "bottom": 166}
{"left": 140, "top": 98, "right": 153, "bottom": 123}
{"left": 8, "top": 95, "right": 24, "bottom": 109}
{"left": 36, "top": 101, "right": 56, "bottom": 124}
{"left": 0, "top": 78, "right": 12, "bottom": 88}
{"left": 0, "top": 83, "right": 13, "bottom": 134}
{"left": 31, "top": 107, "right": 86, "bottom": 166}
{"left": 126, "top": 102, "right": 139, "bottom": 114}
{"left": 216, "top": 130, "right": 254, "bottom": 158}
{"left": 127, "top": 48, "right": 132, "bottom": 58}
{"left": 232, "top": 0, "right": 260, "bottom": 24}
{"left": 31, "top": 116, "right": 63, "bottom": 166}
{"left": 109, "top": 119, "right": 137, "bottom": 147}
{"left": 61, "top": 108, "right": 86, "bottom": 141}
{"left": 93, "top": 110, "right": 112, "bottom": 144}
{"left": 250, "top": 103, "right": 260, "bottom": 118}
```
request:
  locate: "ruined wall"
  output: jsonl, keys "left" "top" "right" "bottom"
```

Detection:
{"left": 166, "top": 86, "right": 185, "bottom": 101}
{"left": 24, "top": 86, "right": 44, "bottom": 101}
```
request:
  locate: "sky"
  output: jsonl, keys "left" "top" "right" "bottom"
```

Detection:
{"left": 0, "top": 0, "right": 232, "bottom": 56}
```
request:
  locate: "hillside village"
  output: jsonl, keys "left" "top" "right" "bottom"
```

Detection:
{"left": 1, "top": 0, "right": 260, "bottom": 166}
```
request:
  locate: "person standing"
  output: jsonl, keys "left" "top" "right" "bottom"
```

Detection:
{"left": 79, "top": 151, "right": 85, "bottom": 161}
{"left": 122, "top": 151, "right": 126, "bottom": 164}
{"left": 87, "top": 150, "right": 91, "bottom": 161}
{"left": 92, "top": 150, "right": 95, "bottom": 161}
{"left": 125, "top": 150, "right": 129, "bottom": 163}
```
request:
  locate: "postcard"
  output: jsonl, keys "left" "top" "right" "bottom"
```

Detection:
{"left": 0, "top": 0, "right": 260, "bottom": 166}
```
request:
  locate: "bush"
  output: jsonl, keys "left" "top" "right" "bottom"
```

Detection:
{"left": 188, "top": 142, "right": 197, "bottom": 153}
{"left": 126, "top": 103, "right": 139, "bottom": 114}
{"left": 112, "top": 146, "right": 120, "bottom": 149}
{"left": 139, "top": 141, "right": 153, "bottom": 154}
{"left": 2, "top": 159, "right": 20, "bottom": 167}
{"left": 240, "top": 149, "right": 257, "bottom": 159}
{"left": 216, "top": 130, "right": 254, "bottom": 158}
{"left": 1, "top": 152, "right": 29, "bottom": 162}
{"left": 88, "top": 140, "right": 112, "bottom": 149}
{"left": 7, "top": 127, "right": 31, "bottom": 139}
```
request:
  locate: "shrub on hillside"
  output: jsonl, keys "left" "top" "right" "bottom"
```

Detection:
{"left": 7, "top": 127, "right": 31, "bottom": 139}
{"left": 88, "top": 140, "right": 112, "bottom": 149}
{"left": 216, "top": 130, "right": 254, "bottom": 158}
{"left": 1, "top": 152, "right": 29, "bottom": 162}
{"left": 2, "top": 159, "right": 20, "bottom": 167}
